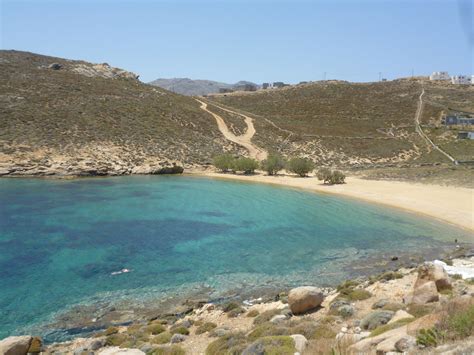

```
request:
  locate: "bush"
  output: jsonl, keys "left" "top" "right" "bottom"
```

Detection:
{"left": 105, "top": 333, "right": 129, "bottom": 347}
{"left": 286, "top": 157, "right": 315, "bottom": 177}
{"left": 152, "top": 331, "right": 172, "bottom": 344}
{"left": 317, "top": 168, "right": 346, "bottom": 184}
{"left": 253, "top": 309, "right": 282, "bottom": 325}
{"left": 195, "top": 322, "right": 217, "bottom": 335}
{"left": 170, "top": 326, "right": 189, "bottom": 335}
{"left": 261, "top": 154, "right": 286, "bottom": 175}
{"left": 370, "top": 318, "right": 415, "bottom": 337}
{"left": 105, "top": 326, "right": 119, "bottom": 336}
{"left": 246, "top": 309, "right": 260, "bottom": 317}
{"left": 205, "top": 332, "right": 248, "bottom": 355}
{"left": 232, "top": 157, "right": 259, "bottom": 174}
{"left": 245, "top": 336, "right": 295, "bottom": 355}
{"left": 312, "top": 325, "right": 337, "bottom": 340}
{"left": 416, "top": 328, "right": 441, "bottom": 347}
{"left": 147, "top": 323, "right": 166, "bottom": 335}
{"left": 149, "top": 345, "right": 186, "bottom": 355}
{"left": 248, "top": 322, "right": 288, "bottom": 340}
{"left": 439, "top": 302, "right": 474, "bottom": 340}
{"left": 222, "top": 302, "right": 240, "bottom": 312}
{"left": 213, "top": 153, "right": 234, "bottom": 172}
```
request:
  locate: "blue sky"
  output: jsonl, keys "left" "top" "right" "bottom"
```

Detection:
{"left": 1, "top": 0, "right": 473, "bottom": 83}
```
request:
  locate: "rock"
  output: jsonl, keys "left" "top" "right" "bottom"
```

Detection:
{"left": 170, "top": 334, "right": 187, "bottom": 343}
{"left": 48, "top": 63, "right": 62, "bottom": 70}
{"left": 270, "top": 315, "right": 287, "bottom": 324}
{"left": 407, "top": 313, "right": 441, "bottom": 336}
{"left": 360, "top": 310, "right": 394, "bottom": 330}
{"left": 180, "top": 319, "right": 192, "bottom": 328}
{"left": 349, "top": 326, "right": 407, "bottom": 353}
{"left": 98, "top": 347, "right": 145, "bottom": 354}
{"left": 210, "top": 327, "right": 229, "bottom": 337}
{"left": 416, "top": 262, "right": 452, "bottom": 291}
{"left": 411, "top": 280, "right": 439, "bottom": 304}
{"left": 290, "top": 334, "right": 308, "bottom": 353}
{"left": 27, "top": 337, "right": 42, "bottom": 353}
{"left": 372, "top": 299, "right": 389, "bottom": 309}
{"left": 288, "top": 286, "right": 324, "bottom": 314}
{"left": 391, "top": 256, "right": 399, "bottom": 261}
{"left": 394, "top": 336, "right": 417, "bottom": 352}
{"left": 388, "top": 310, "right": 414, "bottom": 324}
{"left": 0, "top": 336, "right": 32, "bottom": 355}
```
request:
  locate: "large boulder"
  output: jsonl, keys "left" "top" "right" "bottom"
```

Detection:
{"left": 411, "top": 280, "right": 439, "bottom": 304}
{"left": 416, "top": 262, "right": 452, "bottom": 291}
{"left": 0, "top": 336, "right": 32, "bottom": 355}
{"left": 288, "top": 286, "right": 324, "bottom": 314}
{"left": 360, "top": 310, "right": 394, "bottom": 330}
{"left": 388, "top": 310, "right": 415, "bottom": 324}
{"left": 290, "top": 334, "right": 308, "bottom": 353}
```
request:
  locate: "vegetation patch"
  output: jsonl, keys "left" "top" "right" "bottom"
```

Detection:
{"left": 248, "top": 322, "right": 288, "bottom": 340}
{"left": 244, "top": 336, "right": 295, "bottom": 355}
{"left": 253, "top": 309, "right": 282, "bottom": 325}
{"left": 195, "top": 322, "right": 217, "bottom": 335}
{"left": 149, "top": 345, "right": 186, "bottom": 355}
{"left": 246, "top": 309, "right": 259, "bottom": 317}
{"left": 370, "top": 318, "right": 415, "bottom": 337}
{"left": 311, "top": 324, "right": 337, "bottom": 340}
{"left": 205, "top": 332, "right": 248, "bottom": 355}
{"left": 151, "top": 332, "right": 172, "bottom": 345}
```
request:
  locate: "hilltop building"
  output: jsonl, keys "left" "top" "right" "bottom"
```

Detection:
{"left": 443, "top": 115, "right": 474, "bottom": 126}
{"left": 429, "top": 71, "right": 450, "bottom": 81}
{"left": 451, "top": 75, "right": 471, "bottom": 85}
{"left": 457, "top": 131, "right": 474, "bottom": 140}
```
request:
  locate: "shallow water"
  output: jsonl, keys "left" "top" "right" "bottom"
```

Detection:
{"left": 0, "top": 175, "right": 471, "bottom": 340}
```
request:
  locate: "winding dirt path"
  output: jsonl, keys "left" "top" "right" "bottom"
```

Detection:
{"left": 414, "top": 85, "right": 457, "bottom": 164}
{"left": 195, "top": 99, "right": 268, "bottom": 160}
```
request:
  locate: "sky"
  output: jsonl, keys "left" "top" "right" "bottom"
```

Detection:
{"left": 1, "top": 0, "right": 473, "bottom": 83}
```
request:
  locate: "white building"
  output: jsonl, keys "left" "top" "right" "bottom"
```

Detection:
{"left": 451, "top": 75, "right": 471, "bottom": 85}
{"left": 429, "top": 71, "right": 450, "bottom": 81}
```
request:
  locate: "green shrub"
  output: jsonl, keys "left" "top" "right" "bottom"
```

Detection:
{"left": 152, "top": 331, "right": 172, "bottom": 344}
{"left": 407, "top": 304, "right": 434, "bottom": 318}
{"left": 227, "top": 306, "right": 245, "bottom": 318}
{"left": 170, "top": 326, "right": 190, "bottom": 335}
{"left": 232, "top": 157, "right": 259, "bottom": 174}
{"left": 195, "top": 322, "right": 217, "bottom": 335}
{"left": 443, "top": 303, "right": 474, "bottom": 339}
{"left": 317, "top": 168, "right": 345, "bottom": 184}
{"left": 261, "top": 154, "right": 286, "bottom": 175}
{"left": 416, "top": 328, "right": 442, "bottom": 347}
{"left": 222, "top": 302, "right": 240, "bottom": 312}
{"left": 286, "top": 157, "right": 315, "bottom": 177}
{"left": 149, "top": 345, "right": 186, "bottom": 355}
{"left": 213, "top": 153, "right": 235, "bottom": 172}
{"left": 246, "top": 309, "right": 259, "bottom": 317}
{"left": 336, "top": 279, "right": 360, "bottom": 291}
{"left": 288, "top": 320, "right": 319, "bottom": 339}
{"left": 253, "top": 309, "right": 282, "bottom": 325}
{"left": 246, "top": 336, "right": 295, "bottom": 355}
{"left": 105, "top": 333, "right": 129, "bottom": 346}
{"left": 147, "top": 323, "right": 166, "bottom": 335}
{"left": 205, "top": 332, "right": 248, "bottom": 355}
{"left": 248, "top": 322, "right": 288, "bottom": 340}
{"left": 311, "top": 325, "right": 337, "bottom": 340}
{"left": 338, "top": 288, "right": 372, "bottom": 301}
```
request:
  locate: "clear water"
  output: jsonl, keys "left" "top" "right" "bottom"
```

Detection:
{"left": 0, "top": 176, "right": 471, "bottom": 340}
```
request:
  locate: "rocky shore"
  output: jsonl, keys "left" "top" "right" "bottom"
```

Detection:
{"left": 2, "top": 252, "right": 473, "bottom": 355}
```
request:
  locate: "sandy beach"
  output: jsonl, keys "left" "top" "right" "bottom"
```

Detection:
{"left": 188, "top": 170, "right": 474, "bottom": 232}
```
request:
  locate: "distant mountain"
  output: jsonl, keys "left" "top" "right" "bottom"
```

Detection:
{"left": 149, "top": 78, "right": 259, "bottom": 96}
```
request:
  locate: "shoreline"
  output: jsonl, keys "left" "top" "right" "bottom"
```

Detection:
{"left": 186, "top": 170, "right": 474, "bottom": 232}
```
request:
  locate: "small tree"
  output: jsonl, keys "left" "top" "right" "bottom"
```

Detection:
{"left": 329, "top": 170, "right": 346, "bottom": 184}
{"left": 213, "top": 153, "right": 234, "bottom": 172}
{"left": 317, "top": 168, "right": 332, "bottom": 183}
{"left": 232, "top": 157, "right": 259, "bottom": 174}
{"left": 317, "top": 168, "right": 346, "bottom": 185}
{"left": 286, "top": 157, "right": 315, "bottom": 177}
{"left": 260, "top": 154, "right": 286, "bottom": 175}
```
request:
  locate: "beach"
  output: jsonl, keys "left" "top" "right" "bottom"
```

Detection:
{"left": 189, "top": 170, "right": 474, "bottom": 232}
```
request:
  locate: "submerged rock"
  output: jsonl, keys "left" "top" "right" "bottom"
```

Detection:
{"left": 288, "top": 286, "right": 324, "bottom": 314}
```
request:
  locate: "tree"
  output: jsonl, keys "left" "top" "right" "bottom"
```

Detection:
{"left": 317, "top": 168, "right": 346, "bottom": 184}
{"left": 260, "top": 154, "right": 286, "bottom": 175}
{"left": 286, "top": 157, "right": 315, "bottom": 177}
{"left": 232, "top": 157, "right": 259, "bottom": 174}
{"left": 316, "top": 168, "right": 332, "bottom": 183}
{"left": 213, "top": 153, "right": 234, "bottom": 172}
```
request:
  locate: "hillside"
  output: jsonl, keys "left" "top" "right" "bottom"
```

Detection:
{"left": 0, "top": 51, "right": 242, "bottom": 176}
{"left": 149, "top": 78, "right": 258, "bottom": 96}
{"left": 207, "top": 80, "right": 474, "bottom": 168}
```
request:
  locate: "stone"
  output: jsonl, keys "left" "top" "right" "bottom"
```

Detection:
{"left": 170, "top": 334, "right": 187, "bottom": 343}
{"left": 288, "top": 286, "right": 324, "bottom": 314}
{"left": 394, "top": 336, "right": 417, "bottom": 352}
{"left": 27, "top": 336, "right": 42, "bottom": 353}
{"left": 270, "top": 314, "right": 287, "bottom": 324}
{"left": 210, "top": 327, "right": 229, "bottom": 337}
{"left": 98, "top": 347, "right": 145, "bottom": 354}
{"left": 290, "top": 334, "right": 308, "bottom": 353}
{"left": 388, "top": 310, "right": 415, "bottom": 324}
{"left": 0, "top": 336, "right": 32, "bottom": 355}
{"left": 416, "top": 262, "right": 452, "bottom": 292}
{"left": 372, "top": 299, "right": 389, "bottom": 309}
{"left": 411, "top": 281, "right": 439, "bottom": 304}
{"left": 360, "top": 310, "right": 394, "bottom": 330}
{"left": 349, "top": 326, "right": 407, "bottom": 353}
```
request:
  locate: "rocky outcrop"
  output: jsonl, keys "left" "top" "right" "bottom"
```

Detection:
{"left": 72, "top": 63, "right": 139, "bottom": 80}
{"left": 98, "top": 347, "right": 145, "bottom": 354}
{"left": 288, "top": 286, "right": 324, "bottom": 314}
{"left": 360, "top": 310, "right": 394, "bottom": 330}
{"left": 290, "top": 334, "right": 308, "bottom": 353}
{"left": 416, "top": 262, "right": 452, "bottom": 291}
{"left": 0, "top": 336, "right": 32, "bottom": 355}
{"left": 388, "top": 309, "right": 414, "bottom": 324}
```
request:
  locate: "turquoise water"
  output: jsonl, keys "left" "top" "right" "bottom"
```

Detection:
{"left": 0, "top": 176, "right": 471, "bottom": 340}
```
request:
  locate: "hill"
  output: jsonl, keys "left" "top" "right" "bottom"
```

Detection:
{"left": 0, "top": 51, "right": 242, "bottom": 176}
{"left": 149, "top": 78, "right": 258, "bottom": 96}
{"left": 206, "top": 80, "right": 474, "bottom": 168}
